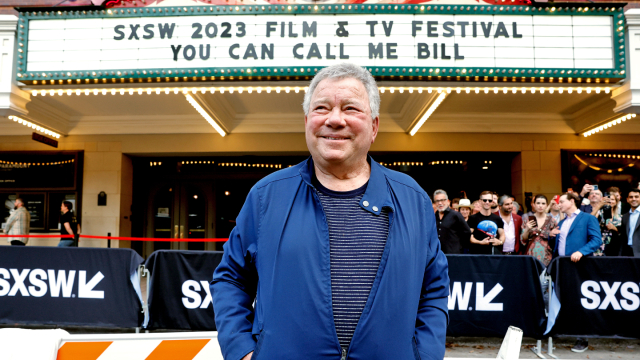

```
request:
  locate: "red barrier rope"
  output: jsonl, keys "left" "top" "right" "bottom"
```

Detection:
{"left": 0, "top": 234, "right": 228, "bottom": 242}
{"left": 0, "top": 234, "right": 73, "bottom": 238}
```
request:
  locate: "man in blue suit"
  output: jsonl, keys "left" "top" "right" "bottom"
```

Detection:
{"left": 551, "top": 192, "right": 602, "bottom": 262}
{"left": 550, "top": 191, "right": 602, "bottom": 353}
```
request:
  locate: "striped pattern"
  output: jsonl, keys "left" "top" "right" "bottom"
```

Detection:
{"left": 56, "top": 339, "right": 218, "bottom": 360}
{"left": 316, "top": 186, "right": 389, "bottom": 350}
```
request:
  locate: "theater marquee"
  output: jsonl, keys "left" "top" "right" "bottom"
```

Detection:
{"left": 16, "top": 4, "right": 626, "bottom": 83}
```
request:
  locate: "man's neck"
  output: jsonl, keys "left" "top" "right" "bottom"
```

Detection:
{"left": 550, "top": 209, "right": 559, "bottom": 215}
{"left": 314, "top": 160, "right": 370, "bottom": 192}
{"left": 500, "top": 211, "right": 511, "bottom": 222}
{"left": 632, "top": 205, "right": 639, "bottom": 213}
{"left": 62, "top": 209, "right": 68, "bottom": 214}
{"left": 480, "top": 208, "right": 492, "bottom": 216}
{"left": 564, "top": 206, "right": 577, "bottom": 216}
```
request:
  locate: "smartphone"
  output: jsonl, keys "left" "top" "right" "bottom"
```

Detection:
{"left": 553, "top": 195, "right": 560, "bottom": 204}
{"left": 593, "top": 185, "right": 599, "bottom": 191}
{"left": 530, "top": 216, "right": 538, "bottom": 228}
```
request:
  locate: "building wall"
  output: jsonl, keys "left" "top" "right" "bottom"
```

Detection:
{"left": 3, "top": 132, "right": 640, "bottom": 247}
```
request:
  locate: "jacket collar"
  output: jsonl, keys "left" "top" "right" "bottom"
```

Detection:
{"left": 300, "top": 156, "right": 392, "bottom": 216}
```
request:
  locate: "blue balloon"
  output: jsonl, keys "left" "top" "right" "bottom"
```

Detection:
{"left": 477, "top": 220, "right": 498, "bottom": 237}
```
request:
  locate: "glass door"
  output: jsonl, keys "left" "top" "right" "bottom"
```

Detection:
{"left": 146, "top": 181, "right": 214, "bottom": 257}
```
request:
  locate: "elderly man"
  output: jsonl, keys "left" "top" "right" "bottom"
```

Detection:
{"left": 211, "top": 63, "right": 449, "bottom": 360}
{"left": 2, "top": 198, "right": 30, "bottom": 246}
{"left": 434, "top": 189, "right": 471, "bottom": 254}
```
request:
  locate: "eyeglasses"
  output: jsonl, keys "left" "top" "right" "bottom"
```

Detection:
{"left": 434, "top": 199, "right": 448, "bottom": 203}
{"left": 481, "top": 199, "right": 493, "bottom": 202}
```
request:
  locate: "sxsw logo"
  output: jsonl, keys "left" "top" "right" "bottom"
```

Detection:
{"left": 0, "top": 268, "right": 104, "bottom": 299}
{"left": 580, "top": 281, "right": 640, "bottom": 311}
{"left": 182, "top": 280, "right": 212, "bottom": 309}
{"left": 448, "top": 282, "right": 503, "bottom": 311}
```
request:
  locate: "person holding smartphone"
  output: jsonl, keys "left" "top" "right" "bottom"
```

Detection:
{"left": 592, "top": 193, "right": 622, "bottom": 256}
{"left": 522, "top": 195, "right": 557, "bottom": 266}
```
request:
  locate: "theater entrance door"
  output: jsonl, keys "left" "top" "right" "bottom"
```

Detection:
{"left": 145, "top": 181, "right": 215, "bottom": 256}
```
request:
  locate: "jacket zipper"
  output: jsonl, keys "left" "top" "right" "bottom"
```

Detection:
{"left": 341, "top": 347, "right": 347, "bottom": 360}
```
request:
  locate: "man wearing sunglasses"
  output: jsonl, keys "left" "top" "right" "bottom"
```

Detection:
{"left": 468, "top": 191, "right": 506, "bottom": 255}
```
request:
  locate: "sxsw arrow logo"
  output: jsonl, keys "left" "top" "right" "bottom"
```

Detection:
{"left": 448, "top": 282, "right": 504, "bottom": 311}
{"left": 79, "top": 271, "right": 105, "bottom": 299}
{"left": 0, "top": 268, "right": 105, "bottom": 299}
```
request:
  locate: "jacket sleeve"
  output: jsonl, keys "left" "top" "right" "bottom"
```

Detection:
{"left": 415, "top": 202, "right": 450, "bottom": 360}
{"left": 211, "top": 189, "right": 261, "bottom": 360}
{"left": 578, "top": 215, "right": 603, "bottom": 256}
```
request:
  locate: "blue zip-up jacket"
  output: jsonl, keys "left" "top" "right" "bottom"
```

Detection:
{"left": 211, "top": 157, "right": 449, "bottom": 360}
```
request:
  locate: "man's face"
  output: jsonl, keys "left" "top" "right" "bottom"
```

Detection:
{"left": 491, "top": 194, "right": 498, "bottom": 208}
{"left": 459, "top": 207, "right": 470, "bottom": 218}
{"left": 589, "top": 190, "right": 602, "bottom": 203}
{"left": 434, "top": 194, "right": 449, "bottom": 213}
{"left": 60, "top": 203, "right": 67, "bottom": 212}
{"left": 559, "top": 195, "right": 574, "bottom": 214}
{"left": 628, "top": 191, "right": 640, "bottom": 209}
{"left": 473, "top": 201, "right": 482, "bottom": 212}
{"left": 480, "top": 195, "right": 493, "bottom": 211}
{"left": 500, "top": 198, "right": 513, "bottom": 214}
{"left": 305, "top": 77, "right": 379, "bottom": 169}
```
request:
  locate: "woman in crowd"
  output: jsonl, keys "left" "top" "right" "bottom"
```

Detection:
{"left": 472, "top": 200, "right": 482, "bottom": 215}
{"left": 546, "top": 195, "right": 565, "bottom": 224}
{"left": 593, "top": 194, "right": 622, "bottom": 256}
{"left": 522, "top": 194, "right": 557, "bottom": 266}
{"left": 451, "top": 198, "right": 460, "bottom": 211}
{"left": 458, "top": 199, "right": 472, "bottom": 222}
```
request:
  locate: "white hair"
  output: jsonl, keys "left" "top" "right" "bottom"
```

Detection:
{"left": 433, "top": 189, "right": 448, "bottom": 199}
{"left": 302, "top": 63, "right": 380, "bottom": 120}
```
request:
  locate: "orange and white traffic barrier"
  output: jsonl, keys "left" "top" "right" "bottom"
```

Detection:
{"left": 57, "top": 332, "right": 223, "bottom": 360}
{"left": 55, "top": 327, "right": 523, "bottom": 360}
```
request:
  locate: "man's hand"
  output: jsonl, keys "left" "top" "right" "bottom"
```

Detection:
{"left": 242, "top": 352, "right": 253, "bottom": 360}
{"left": 480, "top": 238, "right": 491, "bottom": 245}
{"left": 550, "top": 228, "right": 561, "bottom": 236}
{"left": 570, "top": 251, "right": 583, "bottom": 262}
{"left": 580, "top": 184, "right": 594, "bottom": 197}
{"left": 489, "top": 237, "right": 502, "bottom": 246}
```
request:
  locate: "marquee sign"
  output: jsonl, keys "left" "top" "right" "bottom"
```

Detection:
{"left": 16, "top": 4, "right": 626, "bottom": 83}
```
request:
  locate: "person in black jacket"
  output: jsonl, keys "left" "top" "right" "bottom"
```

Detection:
{"left": 433, "top": 189, "right": 471, "bottom": 254}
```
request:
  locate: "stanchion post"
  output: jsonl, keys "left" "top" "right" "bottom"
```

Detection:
{"left": 107, "top": 232, "right": 111, "bottom": 248}
{"left": 547, "top": 337, "right": 558, "bottom": 359}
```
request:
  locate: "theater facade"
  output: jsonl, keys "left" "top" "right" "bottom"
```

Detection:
{"left": 1, "top": 0, "right": 639, "bottom": 256}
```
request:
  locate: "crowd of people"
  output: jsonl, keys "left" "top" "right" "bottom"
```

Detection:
{"left": 434, "top": 185, "right": 640, "bottom": 265}
{"left": 434, "top": 185, "right": 640, "bottom": 352}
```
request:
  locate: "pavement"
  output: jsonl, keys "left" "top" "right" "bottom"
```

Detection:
{"left": 445, "top": 337, "right": 640, "bottom": 359}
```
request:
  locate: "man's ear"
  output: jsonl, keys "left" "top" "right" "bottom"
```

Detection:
{"left": 371, "top": 117, "right": 379, "bottom": 143}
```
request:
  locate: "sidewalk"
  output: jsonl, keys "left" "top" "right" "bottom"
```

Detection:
{"left": 446, "top": 337, "right": 640, "bottom": 359}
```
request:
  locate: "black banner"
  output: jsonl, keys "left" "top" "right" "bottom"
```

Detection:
{"left": 0, "top": 246, "right": 143, "bottom": 328}
{"left": 546, "top": 257, "right": 640, "bottom": 338}
{"left": 446, "top": 255, "right": 547, "bottom": 338}
{"left": 145, "top": 250, "right": 223, "bottom": 330}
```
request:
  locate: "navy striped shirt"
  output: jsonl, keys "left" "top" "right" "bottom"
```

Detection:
{"left": 314, "top": 178, "right": 389, "bottom": 350}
